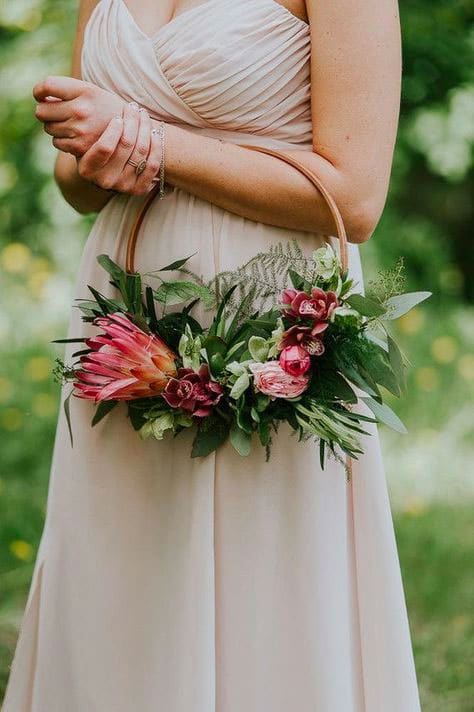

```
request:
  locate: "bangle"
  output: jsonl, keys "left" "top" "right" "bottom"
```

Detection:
{"left": 151, "top": 121, "right": 166, "bottom": 199}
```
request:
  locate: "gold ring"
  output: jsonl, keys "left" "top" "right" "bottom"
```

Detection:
{"left": 127, "top": 158, "right": 147, "bottom": 176}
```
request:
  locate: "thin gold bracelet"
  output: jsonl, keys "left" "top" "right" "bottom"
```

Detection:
{"left": 151, "top": 121, "right": 166, "bottom": 199}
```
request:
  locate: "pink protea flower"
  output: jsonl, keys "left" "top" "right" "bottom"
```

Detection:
{"left": 281, "top": 287, "right": 339, "bottom": 323}
{"left": 163, "top": 364, "right": 224, "bottom": 417}
{"left": 279, "top": 345, "right": 311, "bottom": 377}
{"left": 249, "top": 361, "right": 309, "bottom": 399}
{"left": 280, "top": 325, "right": 326, "bottom": 355}
{"left": 73, "top": 312, "right": 177, "bottom": 402}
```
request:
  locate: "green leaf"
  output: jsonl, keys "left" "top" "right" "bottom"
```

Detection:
{"left": 209, "top": 353, "right": 226, "bottom": 376}
{"left": 319, "top": 438, "right": 326, "bottom": 470}
{"left": 258, "top": 419, "right": 271, "bottom": 446}
{"left": 309, "top": 369, "right": 358, "bottom": 404}
{"left": 97, "top": 254, "right": 126, "bottom": 281}
{"left": 288, "top": 268, "right": 305, "bottom": 290}
{"left": 63, "top": 390, "right": 74, "bottom": 447}
{"left": 145, "top": 285, "right": 159, "bottom": 331}
{"left": 361, "top": 396, "right": 407, "bottom": 434}
{"left": 230, "top": 421, "right": 252, "bottom": 456}
{"left": 382, "top": 291, "right": 432, "bottom": 320}
{"left": 387, "top": 333, "right": 407, "bottom": 391}
{"left": 51, "top": 338, "right": 87, "bottom": 344}
{"left": 229, "top": 372, "right": 250, "bottom": 399}
{"left": 191, "top": 414, "right": 230, "bottom": 457}
{"left": 208, "top": 284, "right": 238, "bottom": 337}
{"left": 87, "top": 286, "right": 122, "bottom": 315}
{"left": 203, "top": 335, "right": 227, "bottom": 359}
{"left": 91, "top": 400, "right": 118, "bottom": 426}
{"left": 156, "top": 254, "right": 197, "bottom": 271}
{"left": 346, "top": 293, "right": 386, "bottom": 317}
{"left": 248, "top": 335, "right": 269, "bottom": 362}
{"left": 224, "top": 290, "right": 256, "bottom": 341}
{"left": 154, "top": 281, "right": 213, "bottom": 307}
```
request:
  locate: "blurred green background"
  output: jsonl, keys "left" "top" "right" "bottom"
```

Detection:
{"left": 0, "top": 0, "right": 473, "bottom": 708}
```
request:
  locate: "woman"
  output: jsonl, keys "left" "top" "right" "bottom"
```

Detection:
{"left": 3, "top": 1, "right": 421, "bottom": 710}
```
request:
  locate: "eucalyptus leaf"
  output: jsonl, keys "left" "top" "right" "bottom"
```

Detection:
{"left": 362, "top": 396, "right": 407, "bottom": 434}
{"left": 230, "top": 421, "right": 252, "bottom": 456}
{"left": 248, "top": 335, "right": 269, "bottom": 362}
{"left": 382, "top": 291, "right": 432, "bottom": 320}
{"left": 346, "top": 293, "right": 386, "bottom": 317}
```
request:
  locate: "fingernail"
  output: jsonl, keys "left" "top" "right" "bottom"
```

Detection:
{"left": 114, "top": 114, "right": 123, "bottom": 122}
{"left": 128, "top": 101, "right": 139, "bottom": 110}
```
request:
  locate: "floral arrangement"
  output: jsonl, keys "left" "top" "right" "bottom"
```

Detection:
{"left": 53, "top": 240, "right": 431, "bottom": 473}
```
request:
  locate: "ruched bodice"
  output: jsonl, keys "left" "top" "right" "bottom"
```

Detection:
{"left": 81, "top": 0, "right": 313, "bottom": 145}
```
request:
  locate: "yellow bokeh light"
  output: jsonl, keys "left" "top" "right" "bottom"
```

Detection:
{"left": 0, "top": 407, "right": 23, "bottom": 431}
{"left": 0, "top": 377, "right": 13, "bottom": 403}
{"left": 24, "top": 356, "right": 52, "bottom": 382}
{"left": 0, "top": 163, "right": 18, "bottom": 194}
{"left": 27, "top": 270, "right": 52, "bottom": 298}
{"left": 9, "top": 540, "right": 34, "bottom": 562}
{"left": 1, "top": 242, "right": 32, "bottom": 274}
{"left": 415, "top": 366, "right": 439, "bottom": 391}
{"left": 398, "top": 308, "right": 424, "bottom": 335}
{"left": 30, "top": 256, "right": 52, "bottom": 273}
{"left": 31, "top": 392, "right": 57, "bottom": 418}
{"left": 430, "top": 336, "right": 458, "bottom": 364}
{"left": 457, "top": 354, "right": 474, "bottom": 381}
{"left": 403, "top": 498, "right": 427, "bottom": 517}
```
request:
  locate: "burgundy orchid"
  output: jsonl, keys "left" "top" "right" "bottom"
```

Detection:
{"left": 163, "top": 364, "right": 224, "bottom": 417}
{"left": 280, "top": 325, "right": 326, "bottom": 356}
{"left": 281, "top": 287, "right": 339, "bottom": 324}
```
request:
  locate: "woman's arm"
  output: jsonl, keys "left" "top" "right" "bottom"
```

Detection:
{"left": 53, "top": 0, "right": 118, "bottom": 214}
{"left": 161, "top": 0, "right": 402, "bottom": 244}
{"left": 46, "top": 0, "right": 401, "bottom": 242}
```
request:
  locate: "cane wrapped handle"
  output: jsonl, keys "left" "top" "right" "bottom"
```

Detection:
{"left": 125, "top": 144, "right": 350, "bottom": 275}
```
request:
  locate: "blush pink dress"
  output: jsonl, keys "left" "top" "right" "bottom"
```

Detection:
{"left": 2, "top": 1, "right": 421, "bottom": 710}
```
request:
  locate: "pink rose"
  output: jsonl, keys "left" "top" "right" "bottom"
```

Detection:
{"left": 280, "top": 325, "right": 326, "bottom": 355}
{"left": 279, "top": 345, "right": 311, "bottom": 377}
{"left": 249, "top": 361, "right": 309, "bottom": 399}
{"left": 281, "top": 287, "right": 339, "bottom": 324}
{"left": 163, "top": 364, "right": 223, "bottom": 417}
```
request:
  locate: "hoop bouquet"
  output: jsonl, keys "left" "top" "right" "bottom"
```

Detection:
{"left": 53, "top": 145, "right": 431, "bottom": 476}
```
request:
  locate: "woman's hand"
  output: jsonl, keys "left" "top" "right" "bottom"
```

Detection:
{"left": 76, "top": 102, "right": 162, "bottom": 196}
{"left": 33, "top": 75, "right": 126, "bottom": 157}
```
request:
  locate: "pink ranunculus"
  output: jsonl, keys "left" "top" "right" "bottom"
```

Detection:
{"left": 163, "top": 364, "right": 223, "bottom": 417}
{"left": 280, "top": 325, "right": 326, "bottom": 355}
{"left": 279, "top": 345, "right": 311, "bottom": 377}
{"left": 73, "top": 312, "right": 177, "bottom": 402}
{"left": 281, "top": 287, "right": 339, "bottom": 323}
{"left": 249, "top": 361, "right": 309, "bottom": 399}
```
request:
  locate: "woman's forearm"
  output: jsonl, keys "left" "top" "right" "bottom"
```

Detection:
{"left": 162, "top": 122, "right": 376, "bottom": 244}
{"left": 54, "top": 151, "right": 115, "bottom": 214}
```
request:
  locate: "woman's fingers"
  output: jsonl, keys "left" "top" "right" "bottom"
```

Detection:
{"left": 126, "top": 108, "right": 156, "bottom": 194}
{"left": 103, "top": 102, "right": 142, "bottom": 189}
{"left": 33, "top": 75, "right": 87, "bottom": 102}
{"left": 76, "top": 115, "right": 124, "bottom": 180}
{"left": 134, "top": 124, "right": 163, "bottom": 195}
{"left": 35, "top": 99, "right": 75, "bottom": 123}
